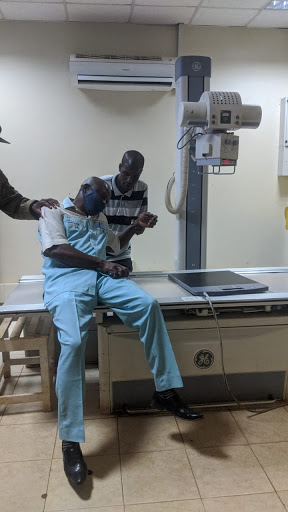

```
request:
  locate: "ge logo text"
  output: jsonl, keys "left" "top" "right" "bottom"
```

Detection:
{"left": 194, "top": 349, "right": 214, "bottom": 369}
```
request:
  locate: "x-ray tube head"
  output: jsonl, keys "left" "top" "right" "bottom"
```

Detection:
{"left": 179, "top": 101, "right": 207, "bottom": 128}
{"left": 241, "top": 104, "right": 262, "bottom": 129}
{"left": 178, "top": 91, "right": 262, "bottom": 171}
{"left": 179, "top": 91, "right": 262, "bottom": 132}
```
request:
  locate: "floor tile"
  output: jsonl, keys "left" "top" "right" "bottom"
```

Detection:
{"left": 53, "top": 418, "right": 119, "bottom": 458}
{"left": 2, "top": 399, "right": 58, "bottom": 425}
{"left": 203, "top": 492, "right": 285, "bottom": 511}
{"left": 55, "top": 508, "right": 124, "bottom": 512}
{"left": 252, "top": 442, "right": 288, "bottom": 491}
{"left": 0, "top": 375, "right": 18, "bottom": 397}
{"left": 0, "top": 460, "right": 50, "bottom": 512}
{"left": 0, "top": 375, "right": 19, "bottom": 422}
{"left": 125, "top": 500, "right": 205, "bottom": 511}
{"left": 232, "top": 408, "right": 288, "bottom": 443}
{"left": 188, "top": 444, "right": 273, "bottom": 498}
{"left": 21, "top": 364, "right": 41, "bottom": 374}
{"left": 119, "top": 415, "right": 181, "bottom": 453}
{"left": 121, "top": 449, "right": 199, "bottom": 505}
{"left": 10, "top": 364, "right": 24, "bottom": 376}
{"left": 54, "top": 508, "right": 124, "bottom": 512}
{"left": 1, "top": 369, "right": 49, "bottom": 423}
{"left": 0, "top": 422, "right": 57, "bottom": 462}
{"left": 45, "top": 455, "right": 123, "bottom": 511}
{"left": 12, "top": 372, "right": 42, "bottom": 393}
{"left": 278, "top": 491, "right": 288, "bottom": 509}
{"left": 176, "top": 410, "right": 247, "bottom": 449}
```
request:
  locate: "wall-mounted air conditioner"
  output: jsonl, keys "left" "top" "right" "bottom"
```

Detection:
{"left": 69, "top": 54, "right": 175, "bottom": 91}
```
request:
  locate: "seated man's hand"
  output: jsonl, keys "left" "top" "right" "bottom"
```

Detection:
{"left": 135, "top": 212, "right": 158, "bottom": 230}
{"left": 98, "top": 261, "right": 129, "bottom": 279}
{"left": 32, "top": 198, "right": 60, "bottom": 218}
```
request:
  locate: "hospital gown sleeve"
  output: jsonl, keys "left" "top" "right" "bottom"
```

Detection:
{"left": 39, "top": 206, "right": 69, "bottom": 253}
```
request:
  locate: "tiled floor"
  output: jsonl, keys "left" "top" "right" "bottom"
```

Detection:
{"left": 1, "top": 365, "right": 288, "bottom": 512}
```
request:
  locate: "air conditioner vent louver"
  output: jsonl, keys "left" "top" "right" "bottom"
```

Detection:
{"left": 75, "top": 54, "right": 165, "bottom": 62}
{"left": 69, "top": 54, "right": 175, "bottom": 91}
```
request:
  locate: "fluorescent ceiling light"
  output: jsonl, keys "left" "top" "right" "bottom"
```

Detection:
{"left": 266, "top": 0, "right": 288, "bottom": 9}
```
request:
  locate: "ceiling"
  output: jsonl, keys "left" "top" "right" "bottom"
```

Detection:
{"left": 0, "top": 0, "right": 288, "bottom": 28}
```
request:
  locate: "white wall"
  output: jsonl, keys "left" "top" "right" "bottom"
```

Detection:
{"left": 1, "top": 22, "right": 288, "bottom": 296}
{"left": 0, "top": 21, "right": 177, "bottom": 292}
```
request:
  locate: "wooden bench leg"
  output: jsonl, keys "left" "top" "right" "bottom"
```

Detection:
{"left": 2, "top": 352, "right": 11, "bottom": 378}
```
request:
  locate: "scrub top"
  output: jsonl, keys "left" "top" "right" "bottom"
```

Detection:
{"left": 38, "top": 196, "right": 120, "bottom": 302}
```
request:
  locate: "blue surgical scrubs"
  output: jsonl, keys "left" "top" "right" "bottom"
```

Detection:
{"left": 40, "top": 197, "right": 183, "bottom": 442}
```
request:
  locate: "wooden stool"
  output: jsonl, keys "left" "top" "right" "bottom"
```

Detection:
{"left": 0, "top": 314, "right": 54, "bottom": 412}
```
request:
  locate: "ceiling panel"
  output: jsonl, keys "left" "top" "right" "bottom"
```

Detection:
{"left": 248, "top": 9, "right": 288, "bottom": 26}
{"left": 0, "top": 1, "right": 66, "bottom": 20}
{"left": 132, "top": 5, "right": 195, "bottom": 24}
{"left": 67, "top": 0, "right": 131, "bottom": 4}
{"left": 191, "top": 7, "right": 259, "bottom": 25}
{"left": 0, "top": 0, "right": 287, "bottom": 26}
{"left": 67, "top": 3, "right": 130, "bottom": 22}
{"left": 134, "top": 0, "right": 200, "bottom": 5}
{"left": 2, "top": 0, "right": 62, "bottom": 3}
{"left": 201, "top": 0, "right": 269, "bottom": 8}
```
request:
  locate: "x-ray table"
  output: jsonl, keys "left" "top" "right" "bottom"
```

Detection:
{"left": 2, "top": 268, "right": 288, "bottom": 413}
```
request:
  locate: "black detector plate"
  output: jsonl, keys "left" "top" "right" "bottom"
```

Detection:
{"left": 168, "top": 271, "right": 268, "bottom": 296}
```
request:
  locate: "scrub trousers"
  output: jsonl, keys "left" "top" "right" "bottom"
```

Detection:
{"left": 46, "top": 275, "right": 183, "bottom": 442}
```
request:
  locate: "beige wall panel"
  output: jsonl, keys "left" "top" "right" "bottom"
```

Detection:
{"left": 1, "top": 23, "right": 288, "bottom": 284}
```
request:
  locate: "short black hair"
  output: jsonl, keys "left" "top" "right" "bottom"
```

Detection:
{"left": 121, "top": 150, "right": 144, "bottom": 170}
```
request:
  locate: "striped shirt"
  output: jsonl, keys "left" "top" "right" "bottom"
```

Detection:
{"left": 100, "top": 174, "right": 148, "bottom": 261}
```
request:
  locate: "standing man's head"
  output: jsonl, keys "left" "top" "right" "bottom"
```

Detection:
{"left": 116, "top": 150, "right": 144, "bottom": 194}
{"left": 0, "top": 126, "right": 10, "bottom": 144}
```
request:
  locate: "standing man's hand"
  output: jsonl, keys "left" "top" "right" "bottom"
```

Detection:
{"left": 31, "top": 198, "right": 59, "bottom": 219}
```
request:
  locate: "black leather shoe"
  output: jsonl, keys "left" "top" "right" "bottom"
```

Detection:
{"left": 62, "top": 441, "right": 87, "bottom": 485}
{"left": 151, "top": 390, "right": 203, "bottom": 421}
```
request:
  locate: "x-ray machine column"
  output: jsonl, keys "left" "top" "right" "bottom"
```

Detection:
{"left": 174, "top": 56, "right": 211, "bottom": 270}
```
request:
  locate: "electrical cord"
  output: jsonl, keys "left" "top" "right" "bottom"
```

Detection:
{"left": 176, "top": 127, "right": 192, "bottom": 149}
{"left": 203, "top": 292, "right": 288, "bottom": 416}
{"left": 177, "top": 128, "right": 204, "bottom": 150}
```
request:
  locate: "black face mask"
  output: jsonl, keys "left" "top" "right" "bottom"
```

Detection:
{"left": 82, "top": 185, "right": 106, "bottom": 216}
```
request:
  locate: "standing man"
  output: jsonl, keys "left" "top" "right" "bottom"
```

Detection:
{"left": 0, "top": 126, "right": 58, "bottom": 219}
{"left": 39, "top": 176, "right": 203, "bottom": 487}
{"left": 100, "top": 150, "right": 147, "bottom": 271}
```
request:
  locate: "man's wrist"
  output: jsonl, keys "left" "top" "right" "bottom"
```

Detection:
{"left": 130, "top": 220, "right": 138, "bottom": 233}
{"left": 29, "top": 200, "right": 39, "bottom": 219}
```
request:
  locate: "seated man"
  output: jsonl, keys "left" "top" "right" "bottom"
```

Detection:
{"left": 38, "top": 176, "right": 203, "bottom": 487}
